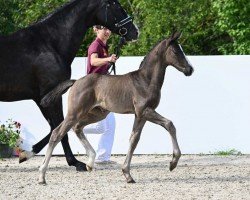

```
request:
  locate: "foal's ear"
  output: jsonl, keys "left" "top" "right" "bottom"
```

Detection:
{"left": 170, "top": 31, "right": 182, "bottom": 42}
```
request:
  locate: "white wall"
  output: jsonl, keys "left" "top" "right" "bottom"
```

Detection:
{"left": 1, "top": 56, "right": 250, "bottom": 154}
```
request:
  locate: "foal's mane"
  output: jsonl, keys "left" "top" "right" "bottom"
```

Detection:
{"left": 139, "top": 39, "right": 166, "bottom": 69}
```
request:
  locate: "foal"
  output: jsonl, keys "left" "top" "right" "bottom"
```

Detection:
{"left": 39, "top": 31, "right": 194, "bottom": 184}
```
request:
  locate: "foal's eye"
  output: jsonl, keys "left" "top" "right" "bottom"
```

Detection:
{"left": 171, "top": 48, "right": 177, "bottom": 54}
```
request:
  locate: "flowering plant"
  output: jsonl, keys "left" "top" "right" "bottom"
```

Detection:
{"left": 0, "top": 119, "right": 21, "bottom": 148}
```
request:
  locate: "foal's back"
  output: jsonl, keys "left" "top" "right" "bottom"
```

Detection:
{"left": 69, "top": 72, "right": 140, "bottom": 114}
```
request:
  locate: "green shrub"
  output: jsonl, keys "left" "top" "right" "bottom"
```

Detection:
{"left": 214, "top": 149, "right": 242, "bottom": 156}
{"left": 0, "top": 119, "right": 21, "bottom": 148}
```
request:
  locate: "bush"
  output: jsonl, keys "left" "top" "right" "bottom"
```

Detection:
{"left": 0, "top": 119, "right": 21, "bottom": 148}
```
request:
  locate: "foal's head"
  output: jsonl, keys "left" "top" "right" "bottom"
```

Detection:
{"left": 96, "top": 0, "right": 139, "bottom": 41}
{"left": 163, "top": 31, "right": 194, "bottom": 76}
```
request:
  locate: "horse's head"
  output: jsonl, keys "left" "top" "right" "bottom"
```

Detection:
{"left": 95, "top": 0, "right": 138, "bottom": 41}
{"left": 164, "top": 31, "right": 194, "bottom": 76}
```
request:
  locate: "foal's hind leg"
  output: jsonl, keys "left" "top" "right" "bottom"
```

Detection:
{"left": 38, "top": 116, "right": 75, "bottom": 184}
{"left": 73, "top": 122, "right": 96, "bottom": 172}
{"left": 20, "top": 99, "right": 87, "bottom": 172}
{"left": 143, "top": 108, "right": 181, "bottom": 171}
{"left": 122, "top": 117, "right": 146, "bottom": 183}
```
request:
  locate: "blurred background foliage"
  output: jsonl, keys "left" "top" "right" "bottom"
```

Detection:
{"left": 0, "top": 0, "right": 249, "bottom": 56}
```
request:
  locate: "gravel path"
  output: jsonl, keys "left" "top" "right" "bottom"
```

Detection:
{"left": 0, "top": 155, "right": 250, "bottom": 200}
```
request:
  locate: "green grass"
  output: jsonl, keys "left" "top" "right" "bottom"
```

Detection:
{"left": 213, "top": 149, "right": 242, "bottom": 156}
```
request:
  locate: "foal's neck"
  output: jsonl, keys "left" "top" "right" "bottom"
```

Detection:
{"left": 139, "top": 49, "right": 167, "bottom": 91}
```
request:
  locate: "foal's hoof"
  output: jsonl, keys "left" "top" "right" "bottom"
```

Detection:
{"left": 38, "top": 176, "right": 47, "bottom": 185}
{"left": 38, "top": 180, "right": 47, "bottom": 185}
{"left": 127, "top": 178, "right": 136, "bottom": 183}
{"left": 127, "top": 179, "right": 136, "bottom": 184}
{"left": 169, "top": 161, "right": 177, "bottom": 171}
{"left": 75, "top": 162, "right": 87, "bottom": 172}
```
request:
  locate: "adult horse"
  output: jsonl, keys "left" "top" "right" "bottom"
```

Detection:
{"left": 0, "top": 0, "right": 138, "bottom": 171}
{"left": 39, "top": 31, "right": 194, "bottom": 184}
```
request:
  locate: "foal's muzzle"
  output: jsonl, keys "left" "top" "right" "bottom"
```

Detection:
{"left": 184, "top": 66, "right": 194, "bottom": 76}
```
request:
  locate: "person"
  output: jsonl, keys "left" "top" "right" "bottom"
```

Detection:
{"left": 13, "top": 122, "right": 36, "bottom": 157}
{"left": 83, "top": 25, "right": 117, "bottom": 164}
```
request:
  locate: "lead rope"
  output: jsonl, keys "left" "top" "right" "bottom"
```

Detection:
{"left": 108, "top": 36, "right": 126, "bottom": 75}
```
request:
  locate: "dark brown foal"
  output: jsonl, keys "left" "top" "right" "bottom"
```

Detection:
{"left": 39, "top": 31, "right": 194, "bottom": 184}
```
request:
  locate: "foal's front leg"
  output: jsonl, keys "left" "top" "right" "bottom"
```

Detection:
{"left": 122, "top": 117, "right": 146, "bottom": 183}
{"left": 143, "top": 108, "right": 181, "bottom": 171}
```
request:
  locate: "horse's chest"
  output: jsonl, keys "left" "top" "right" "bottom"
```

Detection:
{"left": 148, "top": 92, "right": 161, "bottom": 108}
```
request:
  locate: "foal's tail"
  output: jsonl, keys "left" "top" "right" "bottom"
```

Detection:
{"left": 40, "top": 79, "right": 76, "bottom": 107}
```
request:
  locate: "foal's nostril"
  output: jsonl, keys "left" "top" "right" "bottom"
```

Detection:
{"left": 185, "top": 66, "right": 194, "bottom": 76}
{"left": 191, "top": 67, "right": 194, "bottom": 74}
{"left": 190, "top": 67, "right": 194, "bottom": 74}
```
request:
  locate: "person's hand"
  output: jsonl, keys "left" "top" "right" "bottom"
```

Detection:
{"left": 108, "top": 54, "right": 117, "bottom": 63}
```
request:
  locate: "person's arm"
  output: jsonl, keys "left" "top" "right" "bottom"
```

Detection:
{"left": 90, "top": 53, "right": 117, "bottom": 67}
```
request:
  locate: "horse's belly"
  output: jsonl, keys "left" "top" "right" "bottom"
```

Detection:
{"left": 0, "top": 84, "right": 36, "bottom": 101}
{"left": 102, "top": 99, "right": 134, "bottom": 114}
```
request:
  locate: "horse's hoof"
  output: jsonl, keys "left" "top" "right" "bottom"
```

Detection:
{"left": 19, "top": 156, "right": 27, "bottom": 164}
{"left": 127, "top": 178, "right": 136, "bottom": 183}
{"left": 38, "top": 177, "right": 47, "bottom": 185}
{"left": 19, "top": 150, "right": 35, "bottom": 163}
{"left": 19, "top": 152, "right": 26, "bottom": 163}
{"left": 169, "top": 161, "right": 177, "bottom": 171}
{"left": 75, "top": 162, "right": 87, "bottom": 172}
{"left": 19, "top": 151, "right": 28, "bottom": 163}
{"left": 38, "top": 180, "right": 47, "bottom": 185}
{"left": 86, "top": 165, "right": 93, "bottom": 172}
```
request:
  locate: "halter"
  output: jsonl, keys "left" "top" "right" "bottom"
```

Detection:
{"left": 115, "top": 16, "right": 132, "bottom": 36}
{"left": 103, "top": 1, "right": 133, "bottom": 36}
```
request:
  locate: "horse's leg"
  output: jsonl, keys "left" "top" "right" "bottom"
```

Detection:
{"left": 122, "top": 117, "right": 146, "bottom": 183}
{"left": 39, "top": 115, "right": 75, "bottom": 184}
{"left": 143, "top": 108, "right": 181, "bottom": 171}
{"left": 19, "top": 98, "right": 87, "bottom": 171}
{"left": 73, "top": 122, "right": 96, "bottom": 171}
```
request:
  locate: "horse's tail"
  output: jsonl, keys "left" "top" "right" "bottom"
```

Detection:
{"left": 40, "top": 79, "right": 76, "bottom": 107}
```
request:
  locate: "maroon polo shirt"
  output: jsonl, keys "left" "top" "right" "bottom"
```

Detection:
{"left": 87, "top": 38, "right": 109, "bottom": 75}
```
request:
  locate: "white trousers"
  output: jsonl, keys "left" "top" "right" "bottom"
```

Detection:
{"left": 83, "top": 113, "right": 115, "bottom": 161}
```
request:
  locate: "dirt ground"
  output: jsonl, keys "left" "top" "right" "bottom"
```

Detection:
{"left": 0, "top": 155, "right": 250, "bottom": 200}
